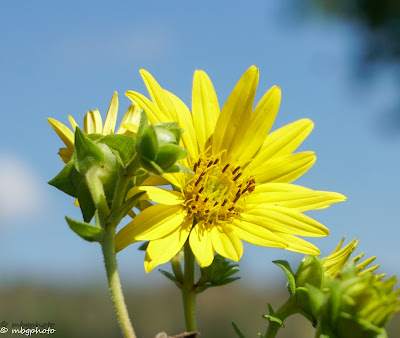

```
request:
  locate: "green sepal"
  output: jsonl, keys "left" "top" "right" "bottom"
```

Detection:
{"left": 137, "top": 110, "right": 149, "bottom": 136}
{"left": 138, "top": 241, "right": 149, "bottom": 251}
{"left": 273, "top": 260, "right": 297, "bottom": 296}
{"left": 196, "top": 255, "right": 240, "bottom": 293}
{"left": 73, "top": 127, "right": 105, "bottom": 174}
{"left": 97, "top": 134, "right": 136, "bottom": 167}
{"left": 154, "top": 125, "right": 180, "bottom": 145}
{"left": 48, "top": 161, "right": 80, "bottom": 197}
{"left": 164, "top": 163, "right": 194, "bottom": 174}
{"left": 108, "top": 191, "right": 146, "bottom": 225}
{"left": 137, "top": 125, "right": 158, "bottom": 162}
{"left": 306, "top": 284, "right": 326, "bottom": 318}
{"left": 65, "top": 216, "right": 104, "bottom": 242}
{"left": 295, "top": 287, "right": 317, "bottom": 326}
{"left": 141, "top": 158, "right": 164, "bottom": 175}
{"left": 156, "top": 144, "right": 188, "bottom": 169}
{"left": 232, "top": 322, "right": 246, "bottom": 338}
{"left": 77, "top": 181, "right": 96, "bottom": 222}
{"left": 295, "top": 255, "right": 324, "bottom": 289}
{"left": 159, "top": 269, "right": 181, "bottom": 288}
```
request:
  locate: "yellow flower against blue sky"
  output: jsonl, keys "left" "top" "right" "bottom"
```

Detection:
{"left": 115, "top": 66, "right": 346, "bottom": 272}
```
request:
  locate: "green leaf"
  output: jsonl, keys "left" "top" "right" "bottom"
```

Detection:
{"left": 267, "top": 303, "right": 276, "bottom": 316}
{"left": 273, "top": 260, "right": 297, "bottom": 296}
{"left": 48, "top": 161, "right": 80, "bottom": 197}
{"left": 98, "top": 134, "right": 136, "bottom": 166}
{"left": 263, "top": 314, "right": 284, "bottom": 327}
{"left": 232, "top": 322, "right": 246, "bottom": 338}
{"left": 73, "top": 127, "right": 105, "bottom": 174}
{"left": 65, "top": 216, "right": 104, "bottom": 242}
{"left": 158, "top": 269, "right": 181, "bottom": 288}
{"left": 77, "top": 181, "right": 96, "bottom": 222}
{"left": 108, "top": 191, "right": 146, "bottom": 225}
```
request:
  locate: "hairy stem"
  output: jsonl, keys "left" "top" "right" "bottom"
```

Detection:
{"left": 181, "top": 241, "right": 197, "bottom": 332}
{"left": 102, "top": 226, "right": 136, "bottom": 338}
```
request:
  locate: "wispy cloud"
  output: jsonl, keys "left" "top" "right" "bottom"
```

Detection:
{"left": 0, "top": 154, "right": 45, "bottom": 226}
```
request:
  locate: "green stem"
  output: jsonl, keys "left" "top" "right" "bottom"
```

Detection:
{"left": 102, "top": 226, "right": 136, "bottom": 338}
{"left": 181, "top": 241, "right": 197, "bottom": 332}
{"left": 86, "top": 167, "right": 110, "bottom": 228}
{"left": 265, "top": 298, "right": 297, "bottom": 338}
{"left": 111, "top": 154, "right": 140, "bottom": 213}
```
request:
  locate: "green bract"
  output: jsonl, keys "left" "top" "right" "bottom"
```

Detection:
{"left": 136, "top": 110, "right": 190, "bottom": 175}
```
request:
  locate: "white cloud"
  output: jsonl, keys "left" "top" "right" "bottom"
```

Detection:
{"left": 0, "top": 154, "right": 45, "bottom": 226}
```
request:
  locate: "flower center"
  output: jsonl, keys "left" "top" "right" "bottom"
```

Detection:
{"left": 184, "top": 156, "right": 255, "bottom": 225}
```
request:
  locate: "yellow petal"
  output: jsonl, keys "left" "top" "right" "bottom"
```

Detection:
{"left": 140, "top": 69, "right": 176, "bottom": 121}
{"left": 58, "top": 147, "right": 73, "bottom": 163}
{"left": 141, "top": 175, "right": 171, "bottom": 186}
{"left": 212, "top": 66, "right": 259, "bottom": 161}
{"left": 84, "top": 109, "right": 103, "bottom": 134}
{"left": 232, "top": 219, "right": 287, "bottom": 248}
{"left": 252, "top": 119, "right": 314, "bottom": 166}
{"left": 247, "top": 183, "right": 346, "bottom": 211}
{"left": 68, "top": 115, "right": 79, "bottom": 131}
{"left": 47, "top": 118, "right": 74, "bottom": 150}
{"left": 210, "top": 223, "right": 243, "bottom": 262}
{"left": 126, "top": 186, "right": 183, "bottom": 205}
{"left": 144, "top": 217, "right": 192, "bottom": 273}
{"left": 275, "top": 233, "right": 321, "bottom": 255}
{"left": 235, "top": 86, "right": 281, "bottom": 163}
{"left": 125, "top": 90, "right": 168, "bottom": 124}
{"left": 240, "top": 206, "right": 329, "bottom": 237}
{"left": 189, "top": 222, "right": 214, "bottom": 267}
{"left": 115, "top": 204, "right": 186, "bottom": 252}
{"left": 103, "top": 91, "right": 119, "bottom": 134}
{"left": 116, "top": 104, "right": 141, "bottom": 135}
{"left": 162, "top": 172, "right": 184, "bottom": 189}
{"left": 166, "top": 90, "right": 199, "bottom": 160}
{"left": 251, "top": 151, "right": 316, "bottom": 184}
{"left": 192, "top": 70, "right": 220, "bottom": 152}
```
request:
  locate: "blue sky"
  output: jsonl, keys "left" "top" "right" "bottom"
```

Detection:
{"left": 0, "top": 1, "right": 399, "bottom": 287}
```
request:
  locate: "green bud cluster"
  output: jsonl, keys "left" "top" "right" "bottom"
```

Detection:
{"left": 49, "top": 110, "right": 190, "bottom": 243}
{"left": 264, "top": 241, "right": 400, "bottom": 338}
{"left": 307, "top": 262, "right": 399, "bottom": 338}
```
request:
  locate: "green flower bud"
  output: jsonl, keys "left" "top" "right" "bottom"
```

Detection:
{"left": 308, "top": 262, "right": 399, "bottom": 338}
{"left": 135, "top": 110, "right": 190, "bottom": 175}
{"left": 195, "top": 255, "right": 240, "bottom": 293}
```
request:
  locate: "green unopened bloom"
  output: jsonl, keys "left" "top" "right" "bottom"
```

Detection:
{"left": 267, "top": 237, "right": 391, "bottom": 333}
{"left": 307, "top": 262, "right": 400, "bottom": 338}
{"left": 135, "top": 111, "right": 189, "bottom": 175}
{"left": 48, "top": 92, "right": 140, "bottom": 163}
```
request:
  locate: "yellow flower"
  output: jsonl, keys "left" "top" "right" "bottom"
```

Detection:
{"left": 115, "top": 66, "right": 346, "bottom": 273}
{"left": 48, "top": 92, "right": 140, "bottom": 163}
